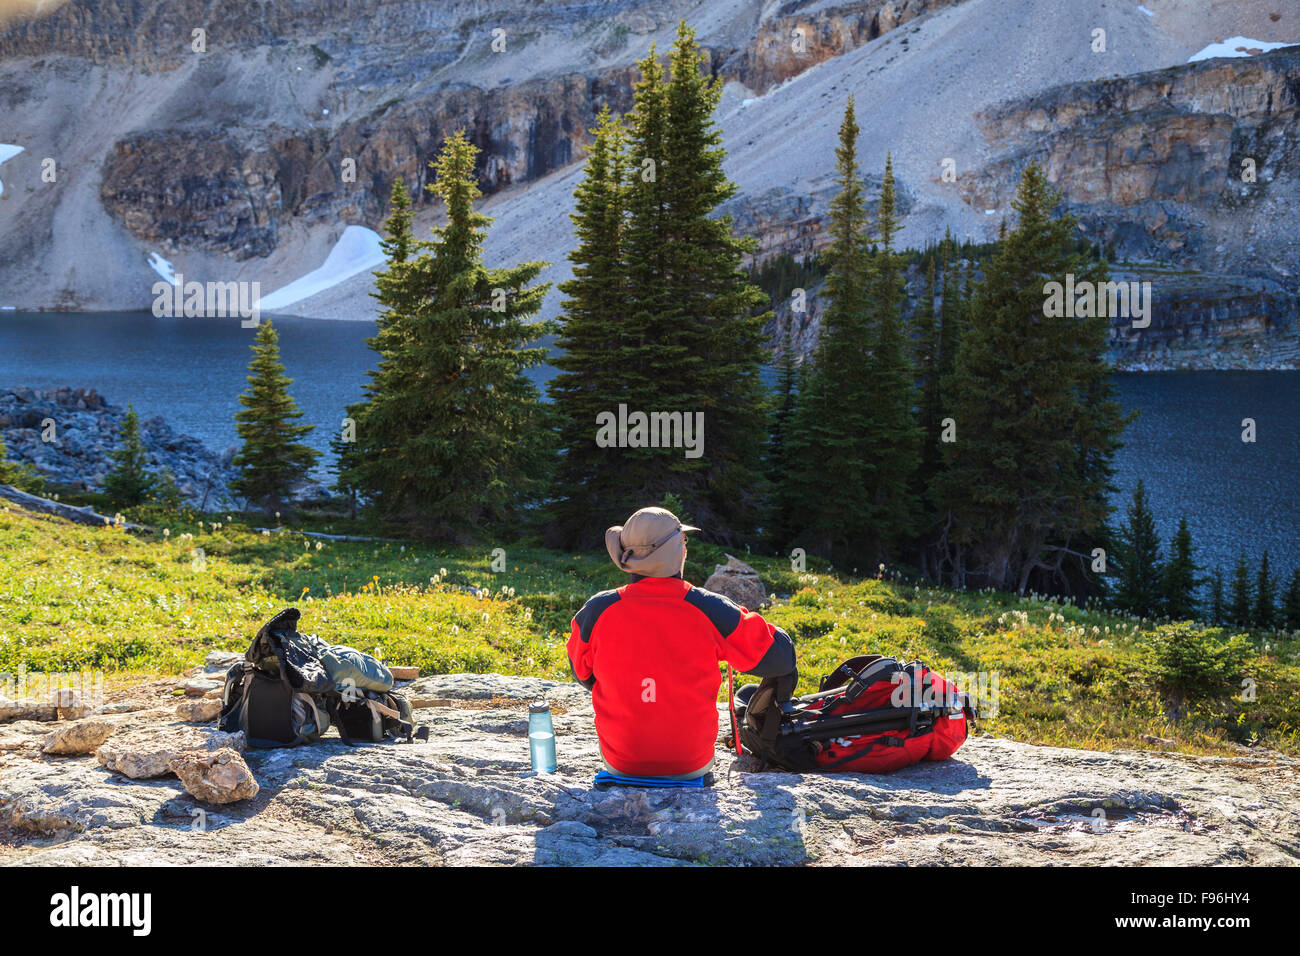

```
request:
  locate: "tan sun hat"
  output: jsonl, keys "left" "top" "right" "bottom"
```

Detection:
{"left": 604, "top": 506, "right": 700, "bottom": 578}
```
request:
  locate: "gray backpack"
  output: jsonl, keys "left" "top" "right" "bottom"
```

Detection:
{"left": 219, "top": 607, "right": 420, "bottom": 747}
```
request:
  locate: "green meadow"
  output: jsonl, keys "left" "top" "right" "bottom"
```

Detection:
{"left": 1, "top": 502, "right": 1295, "bottom": 758}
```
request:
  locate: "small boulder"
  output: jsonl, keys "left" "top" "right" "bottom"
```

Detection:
{"left": 205, "top": 650, "right": 242, "bottom": 669}
{"left": 97, "top": 725, "right": 245, "bottom": 779}
{"left": 168, "top": 748, "right": 259, "bottom": 804}
{"left": 51, "top": 688, "right": 94, "bottom": 720}
{"left": 183, "top": 678, "right": 222, "bottom": 697}
{"left": 0, "top": 698, "right": 58, "bottom": 723}
{"left": 42, "top": 718, "right": 116, "bottom": 755}
{"left": 703, "top": 555, "right": 767, "bottom": 609}
{"left": 175, "top": 698, "right": 221, "bottom": 723}
{"left": 92, "top": 702, "right": 145, "bottom": 716}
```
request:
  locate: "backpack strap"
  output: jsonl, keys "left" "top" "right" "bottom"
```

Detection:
{"left": 325, "top": 696, "right": 356, "bottom": 746}
{"left": 742, "top": 672, "right": 798, "bottom": 766}
{"left": 727, "top": 664, "right": 743, "bottom": 756}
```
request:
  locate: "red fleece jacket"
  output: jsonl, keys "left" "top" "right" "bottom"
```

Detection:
{"left": 566, "top": 575, "right": 797, "bottom": 776}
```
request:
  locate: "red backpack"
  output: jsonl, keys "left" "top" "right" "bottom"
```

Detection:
{"left": 727, "top": 655, "right": 976, "bottom": 773}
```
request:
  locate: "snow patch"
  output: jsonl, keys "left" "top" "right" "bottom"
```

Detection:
{"left": 1136, "top": 5, "right": 1154, "bottom": 17}
{"left": 0, "top": 143, "right": 24, "bottom": 198}
{"left": 1188, "top": 37, "right": 1298, "bottom": 63}
{"left": 257, "top": 226, "right": 386, "bottom": 312}
{"left": 147, "top": 252, "right": 179, "bottom": 285}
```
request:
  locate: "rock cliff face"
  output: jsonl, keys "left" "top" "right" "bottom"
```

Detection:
{"left": 718, "top": 0, "right": 961, "bottom": 94}
{"left": 0, "top": 0, "right": 957, "bottom": 271}
{"left": 97, "top": 69, "right": 641, "bottom": 258}
{"left": 959, "top": 50, "right": 1300, "bottom": 284}
{"left": 1, "top": 0, "right": 1297, "bottom": 368}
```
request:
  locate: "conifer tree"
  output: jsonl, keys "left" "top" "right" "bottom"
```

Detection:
{"left": 339, "top": 131, "right": 553, "bottom": 539}
{"left": 1160, "top": 516, "right": 1201, "bottom": 621}
{"left": 764, "top": 326, "right": 802, "bottom": 549}
{"left": 779, "top": 98, "right": 877, "bottom": 559}
{"left": 547, "top": 107, "right": 631, "bottom": 544}
{"left": 1229, "top": 553, "right": 1254, "bottom": 628}
{"left": 937, "top": 229, "right": 963, "bottom": 384}
{"left": 1209, "top": 568, "right": 1226, "bottom": 625}
{"left": 103, "top": 404, "right": 155, "bottom": 507}
{"left": 859, "top": 155, "right": 922, "bottom": 559}
{"left": 1255, "top": 550, "right": 1276, "bottom": 629}
{"left": 332, "top": 179, "right": 415, "bottom": 511}
{"left": 656, "top": 21, "right": 770, "bottom": 533}
{"left": 231, "top": 320, "right": 320, "bottom": 517}
{"left": 914, "top": 256, "right": 942, "bottom": 489}
{"left": 1113, "top": 480, "right": 1163, "bottom": 618}
{"left": 1282, "top": 568, "right": 1300, "bottom": 631}
{"left": 933, "top": 163, "right": 1127, "bottom": 594}
{"left": 554, "top": 21, "right": 769, "bottom": 542}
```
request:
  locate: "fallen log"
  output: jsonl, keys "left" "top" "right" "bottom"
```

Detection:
{"left": 252, "top": 526, "right": 394, "bottom": 542}
{"left": 0, "top": 483, "right": 147, "bottom": 531}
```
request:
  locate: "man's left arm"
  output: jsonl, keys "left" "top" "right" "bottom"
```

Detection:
{"left": 730, "top": 612, "right": 797, "bottom": 679}
{"left": 687, "top": 588, "right": 797, "bottom": 681}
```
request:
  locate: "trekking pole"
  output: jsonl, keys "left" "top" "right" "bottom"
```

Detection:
{"left": 727, "top": 664, "right": 742, "bottom": 756}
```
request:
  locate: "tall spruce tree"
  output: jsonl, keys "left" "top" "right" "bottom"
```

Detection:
{"left": 103, "top": 404, "right": 155, "bottom": 507}
{"left": 779, "top": 98, "right": 877, "bottom": 559}
{"left": 656, "top": 20, "right": 770, "bottom": 535}
{"left": 914, "top": 256, "right": 942, "bottom": 489}
{"left": 937, "top": 229, "right": 963, "bottom": 384}
{"left": 1209, "top": 568, "right": 1226, "bottom": 625}
{"left": 764, "top": 326, "right": 802, "bottom": 549}
{"left": 859, "top": 155, "right": 922, "bottom": 560}
{"left": 547, "top": 107, "right": 631, "bottom": 544}
{"left": 1283, "top": 568, "right": 1300, "bottom": 630}
{"left": 552, "top": 22, "right": 769, "bottom": 543}
{"left": 1255, "top": 550, "right": 1276, "bottom": 629}
{"left": 933, "top": 163, "right": 1128, "bottom": 594}
{"left": 1113, "top": 480, "right": 1163, "bottom": 618}
{"left": 1160, "top": 516, "right": 1201, "bottom": 621}
{"left": 332, "top": 179, "right": 415, "bottom": 512}
{"left": 231, "top": 320, "right": 320, "bottom": 516}
{"left": 339, "top": 131, "right": 553, "bottom": 539}
{"left": 1229, "top": 553, "right": 1254, "bottom": 628}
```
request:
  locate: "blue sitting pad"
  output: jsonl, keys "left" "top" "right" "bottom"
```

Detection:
{"left": 593, "top": 770, "right": 711, "bottom": 789}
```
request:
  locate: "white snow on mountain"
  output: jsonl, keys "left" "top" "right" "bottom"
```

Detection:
{"left": 257, "top": 226, "right": 386, "bottom": 312}
{"left": 0, "top": 143, "right": 23, "bottom": 198}
{"left": 1188, "top": 36, "right": 1298, "bottom": 62}
{"left": 147, "top": 251, "right": 179, "bottom": 285}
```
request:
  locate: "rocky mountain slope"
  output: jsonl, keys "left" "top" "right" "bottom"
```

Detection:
{"left": 3, "top": 672, "right": 1297, "bottom": 865}
{"left": 0, "top": 0, "right": 1296, "bottom": 366}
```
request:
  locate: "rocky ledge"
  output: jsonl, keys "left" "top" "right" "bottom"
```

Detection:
{"left": 0, "top": 386, "right": 240, "bottom": 509}
{"left": 2, "top": 672, "right": 1296, "bottom": 866}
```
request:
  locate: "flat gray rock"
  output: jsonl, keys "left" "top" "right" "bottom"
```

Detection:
{"left": 1, "top": 673, "right": 1296, "bottom": 866}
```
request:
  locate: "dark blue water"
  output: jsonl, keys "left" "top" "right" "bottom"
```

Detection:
{"left": 1, "top": 312, "right": 1295, "bottom": 576}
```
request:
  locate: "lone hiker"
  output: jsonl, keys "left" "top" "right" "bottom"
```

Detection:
{"left": 567, "top": 506, "right": 797, "bottom": 779}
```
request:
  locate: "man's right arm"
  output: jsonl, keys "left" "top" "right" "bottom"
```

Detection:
{"left": 567, "top": 588, "right": 622, "bottom": 692}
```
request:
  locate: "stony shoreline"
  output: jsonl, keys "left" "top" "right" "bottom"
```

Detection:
{"left": 0, "top": 386, "right": 240, "bottom": 510}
